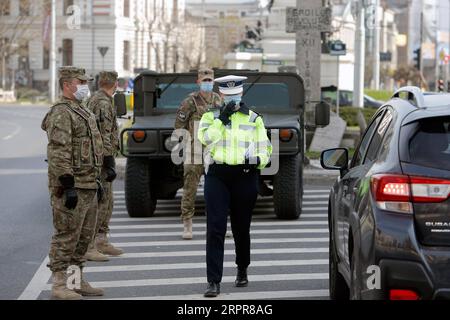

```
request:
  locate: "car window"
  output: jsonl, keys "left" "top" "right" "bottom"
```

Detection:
{"left": 351, "top": 111, "right": 385, "bottom": 168}
{"left": 364, "top": 109, "right": 393, "bottom": 163}
{"left": 157, "top": 82, "right": 291, "bottom": 109}
{"left": 408, "top": 116, "right": 450, "bottom": 171}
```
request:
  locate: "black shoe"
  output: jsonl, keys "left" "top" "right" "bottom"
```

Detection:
{"left": 204, "top": 282, "right": 220, "bottom": 298}
{"left": 235, "top": 268, "right": 248, "bottom": 287}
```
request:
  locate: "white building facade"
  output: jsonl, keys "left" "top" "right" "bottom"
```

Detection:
{"left": 0, "top": 0, "right": 186, "bottom": 92}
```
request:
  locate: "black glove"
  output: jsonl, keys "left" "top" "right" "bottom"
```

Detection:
{"left": 59, "top": 175, "right": 78, "bottom": 210}
{"left": 218, "top": 102, "right": 237, "bottom": 125}
{"left": 97, "top": 179, "right": 104, "bottom": 202}
{"left": 103, "top": 156, "right": 117, "bottom": 182}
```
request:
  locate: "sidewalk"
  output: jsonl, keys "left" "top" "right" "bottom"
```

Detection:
{"left": 115, "top": 157, "right": 339, "bottom": 184}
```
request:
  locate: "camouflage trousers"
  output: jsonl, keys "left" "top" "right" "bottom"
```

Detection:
{"left": 181, "top": 164, "right": 204, "bottom": 221}
{"left": 48, "top": 188, "right": 98, "bottom": 272}
{"left": 96, "top": 171, "right": 113, "bottom": 234}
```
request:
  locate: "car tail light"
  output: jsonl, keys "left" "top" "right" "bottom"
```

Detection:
{"left": 410, "top": 177, "right": 450, "bottom": 203}
{"left": 371, "top": 175, "right": 412, "bottom": 214}
{"left": 132, "top": 130, "right": 146, "bottom": 143}
{"left": 371, "top": 174, "right": 450, "bottom": 214}
{"left": 389, "top": 289, "right": 420, "bottom": 300}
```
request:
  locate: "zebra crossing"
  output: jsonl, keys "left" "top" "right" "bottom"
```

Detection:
{"left": 19, "top": 185, "right": 331, "bottom": 300}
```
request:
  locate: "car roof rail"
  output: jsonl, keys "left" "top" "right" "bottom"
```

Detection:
{"left": 392, "top": 86, "right": 425, "bottom": 108}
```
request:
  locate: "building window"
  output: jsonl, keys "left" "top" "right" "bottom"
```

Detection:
{"left": 43, "top": 46, "right": 49, "bottom": 70}
{"left": 63, "top": 0, "right": 74, "bottom": 16}
{"left": 62, "top": 39, "right": 73, "bottom": 66}
{"left": 123, "top": 0, "right": 130, "bottom": 17}
{"left": 0, "top": 0, "right": 10, "bottom": 15}
{"left": 123, "top": 41, "right": 130, "bottom": 70}
{"left": 219, "top": 11, "right": 224, "bottom": 19}
{"left": 19, "top": 0, "right": 30, "bottom": 16}
{"left": 241, "top": 11, "right": 246, "bottom": 17}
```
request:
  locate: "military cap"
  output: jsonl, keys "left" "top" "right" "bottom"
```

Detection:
{"left": 59, "top": 66, "right": 93, "bottom": 81}
{"left": 198, "top": 68, "right": 214, "bottom": 81}
{"left": 98, "top": 71, "right": 119, "bottom": 83}
{"left": 214, "top": 75, "right": 248, "bottom": 95}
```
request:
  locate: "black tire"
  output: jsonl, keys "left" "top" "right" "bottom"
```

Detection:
{"left": 329, "top": 227, "right": 350, "bottom": 300}
{"left": 273, "top": 154, "right": 303, "bottom": 219}
{"left": 125, "top": 157, "right": 157, "bottom": 217}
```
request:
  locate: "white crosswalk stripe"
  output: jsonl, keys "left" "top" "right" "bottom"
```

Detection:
{"left": 20, "top": 187, "right": 331, "bottom": 300}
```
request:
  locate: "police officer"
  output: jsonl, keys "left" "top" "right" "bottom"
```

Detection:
{"left": 86, "top": 71, "right": 124, "bottom": 260}
{"left": 174, "top": 69, "right": 222, "bottom": 239}
{"left": 198, "top": 75, "right": 272, "bottom": 297}
{"left": 41, "top": 66, "right": 104, "bottom": 299}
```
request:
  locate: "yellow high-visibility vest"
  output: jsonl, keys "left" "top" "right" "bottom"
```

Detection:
{"left": 198, "top": 108, "right": 272, "bottom": 169}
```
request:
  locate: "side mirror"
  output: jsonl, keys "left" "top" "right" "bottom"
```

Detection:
{"left": 114, "top": 93, "right": 127, "bottom": 117}
{"left": 315, "top": 101, "right": 330, "bottom": 127}
{"left": 320, "top": 148, "right": 348, "bottom": 171}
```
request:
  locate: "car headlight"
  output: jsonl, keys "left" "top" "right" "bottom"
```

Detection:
{"left": 164, "top": 136, "right": 179, "bottom": 152}
{"left": 132, "top": 130, "right": 146, "bottom": 143}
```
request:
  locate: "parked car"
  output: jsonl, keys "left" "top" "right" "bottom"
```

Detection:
{"left": 321, "top": 86, "right": 450, "bottom": 300}
{"left": 321, "top": 86, "right": 384, "bottom": 109}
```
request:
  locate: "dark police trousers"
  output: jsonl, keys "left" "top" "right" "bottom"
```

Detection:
{"left": 204, "top": 164, "right": 258, "bottom": 283}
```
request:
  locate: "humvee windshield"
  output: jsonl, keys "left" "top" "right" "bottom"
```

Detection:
{"left": 157, "top": 82, "right": 290, "bottom": 110}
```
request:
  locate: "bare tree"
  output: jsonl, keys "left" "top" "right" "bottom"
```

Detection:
{"left": 144, "top": 0, "right": 180, "bottom": 73}
{"left": 182, "top": 15, "right": 205, "bottom": 71}
{"left": 143, "top": 0, "right": 208, "bottom": 73}
{"left": 0, "top": 0, "right": 39, "bottom": 89}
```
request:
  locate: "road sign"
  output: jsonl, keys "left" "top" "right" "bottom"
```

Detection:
{"left": 97, "top": 46, "right": 109, "bottom": 58}
{"left": 262, "top": 59, "right": 284, "bottom": 66}
{"left": 329, "top": 40, "right": 346, "bottom": 56}
{"left": 244, "top": 48, "right": 264, "bottom": 54}
{"left": 380, "top": 51, "right": 392, "bottom": 62}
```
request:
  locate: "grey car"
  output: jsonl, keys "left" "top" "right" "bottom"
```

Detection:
{"left": 321, "top": 86, "right": 450, "bottom": 300}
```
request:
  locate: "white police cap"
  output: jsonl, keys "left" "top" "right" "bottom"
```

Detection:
{"left": 214, "top": 75, "right": 248, "bottom": 95}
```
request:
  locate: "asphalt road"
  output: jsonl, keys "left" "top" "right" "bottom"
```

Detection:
{"left": 0, "top": 105, "right": 51, "bottom": 300}
{"left": 0, "top": 104, "right": 334, "bottom": 300}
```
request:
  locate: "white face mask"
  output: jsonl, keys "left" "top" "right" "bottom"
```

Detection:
{"left": 73, "top": 84, "right": 90, "bottom": 101}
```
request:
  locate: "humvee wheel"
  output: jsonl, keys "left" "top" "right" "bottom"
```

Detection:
{"left": 273, "top": 154, "right": 303, "bottom": 220}
{"left": 125, "top": 158, "right": 157, "bottom": 217}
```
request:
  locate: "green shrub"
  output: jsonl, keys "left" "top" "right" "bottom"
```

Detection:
{"left": 364, "top": 89, "right": 393, "bottom": 102}
{"left": 333, "top": 107, "right": 378, "bottom": 127}
{"left": 15, "top": 88, "right": 42, "bottom": 100}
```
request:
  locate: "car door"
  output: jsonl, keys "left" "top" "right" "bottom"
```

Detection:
{"left": 339, "top": 109, "right": 386, "bottom": 267}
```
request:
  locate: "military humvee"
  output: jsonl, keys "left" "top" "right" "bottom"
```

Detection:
{"left": 118, "top": 70, "right": 330, "bottom": 220}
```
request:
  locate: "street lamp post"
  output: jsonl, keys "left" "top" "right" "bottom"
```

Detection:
{"left": 50, "top": 0, "right": 56, "bottom": 103}
{"left": 1, "top": 38, "right": 6, "bottom": 90}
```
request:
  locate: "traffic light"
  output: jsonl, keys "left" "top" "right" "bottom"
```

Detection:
{"left": 413, "top": 48, "right": 421, "bottom": 70}
{"left": 438, "top": 79, "right": 445, "bottom": 92}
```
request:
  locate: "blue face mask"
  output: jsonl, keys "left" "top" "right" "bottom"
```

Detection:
{"left": 200, "top": 82, "right": 214, "bottom": 92}
{"left": 223, "top": 94, "right": 241, "bottom": 105}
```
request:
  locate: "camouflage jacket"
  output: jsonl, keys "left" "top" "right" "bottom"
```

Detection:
{"left": 175, "top": 91, "right": 222, "bottom": 157}
{"left": 41, "top": 97, "right": 104, "bottom": 190}
{"left": 87, "top": 89, "right": 119, "bottom": 157}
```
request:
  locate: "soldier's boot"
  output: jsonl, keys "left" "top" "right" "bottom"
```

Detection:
{"left": 95, "top": 233, "right": 124, "bottom": 256}
{"left": 85, "top": 242, "right": 109, "bottom": 262}
{"left": 74, "top": 270, "right": 104, "bottom": 297}
{"left": 51, "top": 271, "right": 82, "bottom": 300}
{"left": 182, "top": 218, "right": 193, "bottom": 240}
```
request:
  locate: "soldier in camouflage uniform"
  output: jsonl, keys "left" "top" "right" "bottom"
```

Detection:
{"left": 174, "top": 69, "right": 222, "bottom": 239}
{"left": 86, "top": 71, "right": 123, "bottom": 259}
{"left": 42, "top": 67, "right": 105, "bottom": 300}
